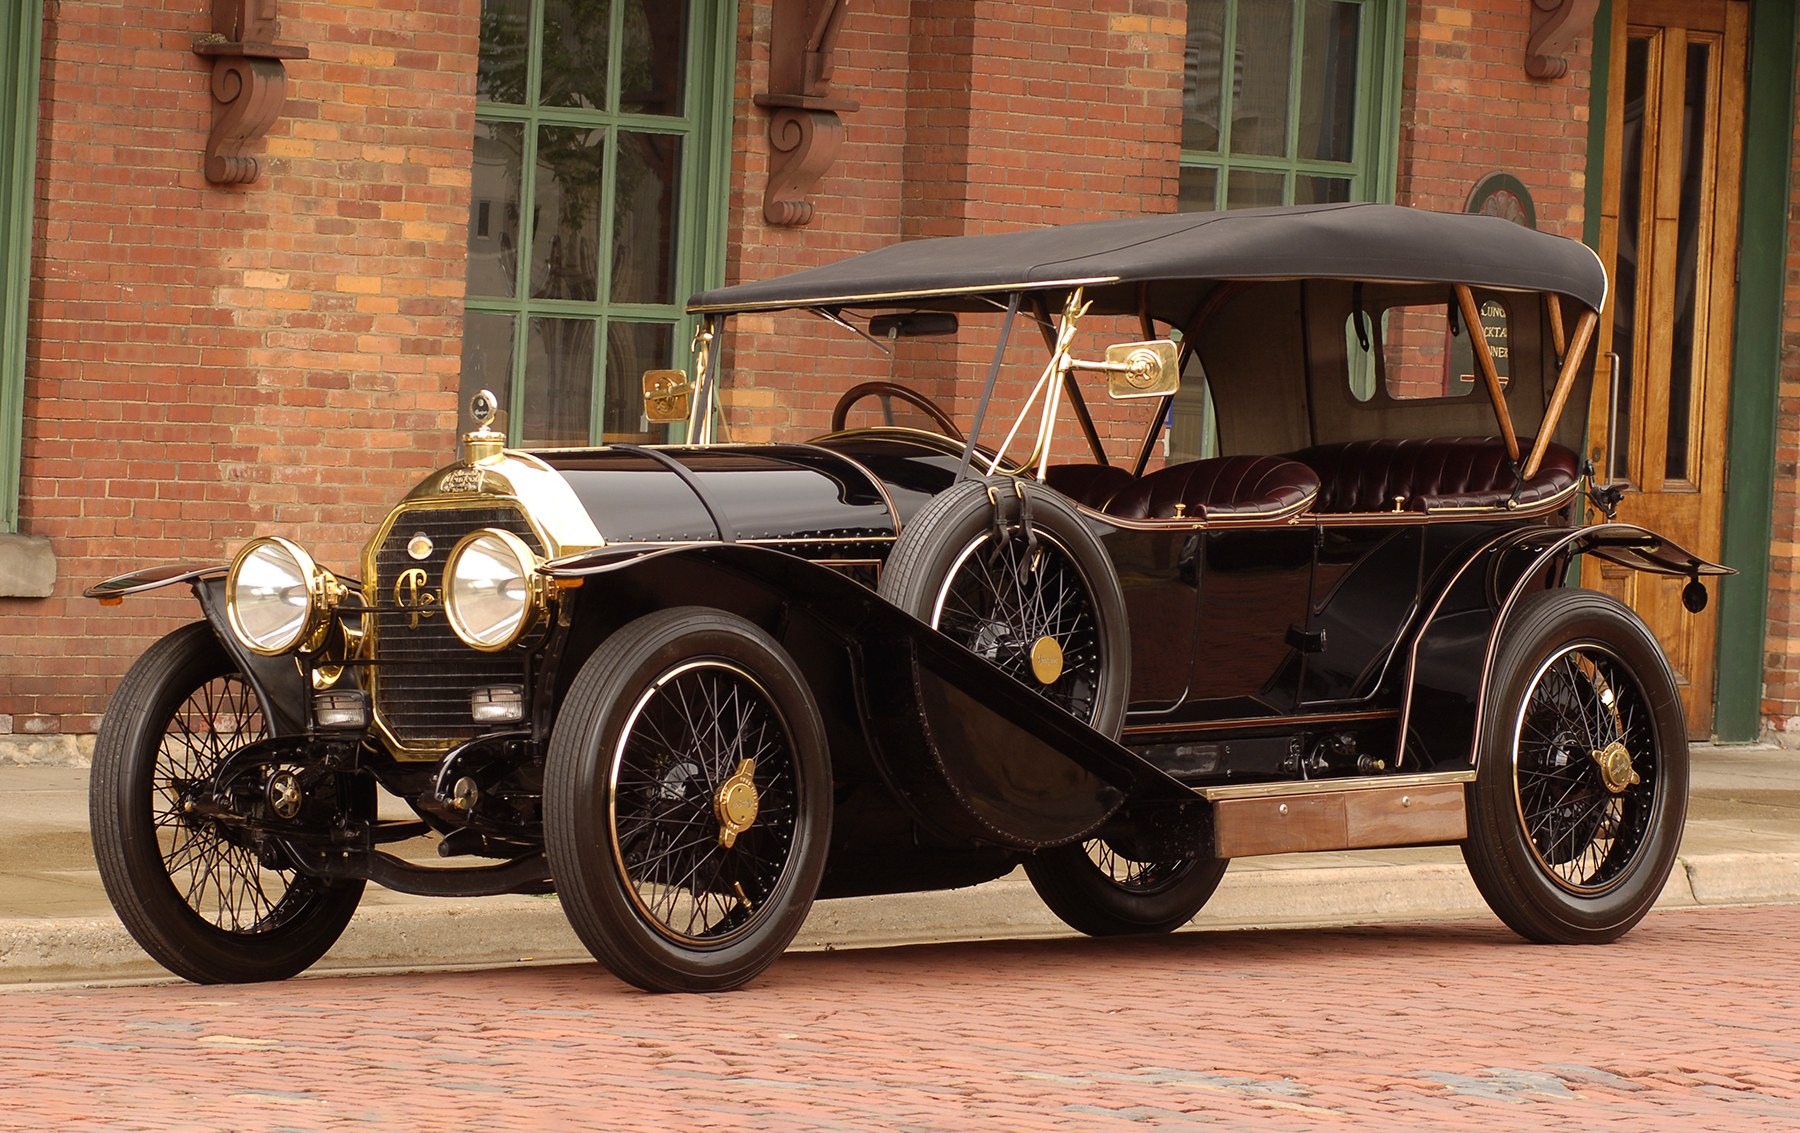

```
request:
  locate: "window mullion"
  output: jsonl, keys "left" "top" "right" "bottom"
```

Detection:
{"left": 1284, "top": 0, "right": 1304, "bottom": 169}
{"left": 1218, "top": 0, "right": 1240, "bottom": 206}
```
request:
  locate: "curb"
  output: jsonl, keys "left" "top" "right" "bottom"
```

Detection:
{"left": 8, "top": 854, "right": 1800, "bottom": 988}
{"left": 0, "top": 735, "right": 93, "bottom": 768}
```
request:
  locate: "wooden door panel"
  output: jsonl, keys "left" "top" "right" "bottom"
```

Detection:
{"left": 1585, "top": 1, "right": 1746, "bottom": 738}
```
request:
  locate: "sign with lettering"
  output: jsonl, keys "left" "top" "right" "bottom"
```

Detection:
{"left": 1450, "top": 296, "right": 1510, "bottom": 392}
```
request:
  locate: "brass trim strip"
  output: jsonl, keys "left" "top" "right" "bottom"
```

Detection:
{"left": 1123, "top": 708, "right": 1397, "bottom": 737}
{"left": 1073, "top": 491, "right": 1319, "bottom": 531}
{"left": 1194, "top": 770, "right": 1474, "bottom": 802}
{"left": 685, "top": 277, "right": 1120, "bottom": 315}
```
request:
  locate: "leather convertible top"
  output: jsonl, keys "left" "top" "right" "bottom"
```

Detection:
{"left": 687, "top": 203, "right": 1608, "bottom": 321}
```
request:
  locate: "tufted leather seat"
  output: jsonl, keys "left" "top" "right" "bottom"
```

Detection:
{"left": 1289, "top": 437, "right": 1581, "bottom": 513}
{"left": 1103, "top": 455, "right": 1321, "bottom": 521}
{"left": 1042, "top": 463, "right": 1138, "bottom": 509}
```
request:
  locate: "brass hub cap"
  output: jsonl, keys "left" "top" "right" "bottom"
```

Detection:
{"left": 1591, "top": 740, "right": 1641, "bottom": 795}
{"left": 1029, "top": 636, "right": 1065, "bottom": 685}
{"left": 713, "top": 758, "right": 760, "bottom": 848}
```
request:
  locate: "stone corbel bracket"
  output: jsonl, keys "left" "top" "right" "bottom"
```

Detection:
{"left": 754, "top": 0, "right": 858, "bottom": 227}
{"left": 1526, "top": 0, "right": 1601, "bottom": 81}
{"left": 194, "top": 0, "right": 307, "bottom": 185}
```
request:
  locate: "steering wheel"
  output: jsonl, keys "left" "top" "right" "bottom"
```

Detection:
{"left": 829, "top": 382, "right": 963, "bottom": 440}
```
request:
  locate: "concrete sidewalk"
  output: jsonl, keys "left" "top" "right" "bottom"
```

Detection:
{"left": 3, "top": 745, "right": 1799, "bottom": 986}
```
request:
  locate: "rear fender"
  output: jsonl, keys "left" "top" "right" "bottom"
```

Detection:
{"left": 1398, "top": 522, "right": 1730, "bottom": 771}
{"left": 85, "top": 565, "right": 309, "bottom": 737}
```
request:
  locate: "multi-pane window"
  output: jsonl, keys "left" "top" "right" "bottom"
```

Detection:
{"left": 1179, "top": 0, "right": 1389, "bottom": 212}
{"left": 464, "top": 0, "right": 717, "bottom": 446}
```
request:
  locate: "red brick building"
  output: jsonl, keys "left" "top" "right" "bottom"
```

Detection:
{"left": 0, "top": 0, "right": 1795, "bottom": 754}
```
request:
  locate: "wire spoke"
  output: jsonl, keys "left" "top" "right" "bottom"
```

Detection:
{"left": 1512, "top": 644, "right": 1659, "bottom": 894}
{"left": 612, "top": 660, "right": 800, "bottom": 945}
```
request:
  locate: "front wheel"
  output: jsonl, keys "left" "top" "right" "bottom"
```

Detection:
{"left": 1462, "top": 589, "right": 1688, "bottom": 944}
{"left": 1025, "top": 839, "right": 1227, "bottom": 936}
{"left": 89, "top": 622, "right": 365, "bottom": 983}
{"left": 544, "top": 608, "right": 832, "bottom": 992}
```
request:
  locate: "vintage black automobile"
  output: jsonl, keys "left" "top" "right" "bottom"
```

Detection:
{"left": 87, "top": 204, "right": 1728, "bottom": 993}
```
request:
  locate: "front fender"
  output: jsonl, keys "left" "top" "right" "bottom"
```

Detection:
{"left": 86, "top": 565, "right": 309, "bottom": 737}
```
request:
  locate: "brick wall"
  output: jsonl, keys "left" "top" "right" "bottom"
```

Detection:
{"left": 0, "top": 0, "right": 476, "bottom": 735}
{"left": 719, "top": 1, "right": 1186, "bottom": 460}
{"left": 1395, "top": 0, "right": 1592, "bottom": 239}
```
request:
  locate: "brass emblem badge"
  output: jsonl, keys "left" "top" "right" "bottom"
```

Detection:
{"left": 393, "top": 567, "right": 438, "bottom": 629}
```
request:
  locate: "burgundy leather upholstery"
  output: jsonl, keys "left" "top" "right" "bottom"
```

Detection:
{"left": 1043, "top": 463, "right": 1137, "bottom": 509}
{"left": 1104, "top": 455, "right": 1321, "bottom": 520}
{"left": 1289, "top": 437, "right": 1581, "bottom": 513}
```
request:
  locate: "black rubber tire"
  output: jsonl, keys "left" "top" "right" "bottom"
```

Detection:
{"left": 1462, "top": 589, "right": 1689, "bottom": 944}
{"left": 878, "top": 476, "right": 1130, "bottom": 737}
{"left": 544, "top": 608, "right": 832, "bottom": 993}
{"left": 1024, "top": 840, "right": 1228, "bottom": 936}
{"left": 89, "top": 621, "right": 365, "bottom": 983}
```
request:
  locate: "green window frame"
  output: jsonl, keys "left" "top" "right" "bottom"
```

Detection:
{"left": 463, "top": 0, "right": 733, "bottom": 447}
{"left": 1, "top": 1, "right": 44, "bottom": 532}
{"left": 1178, "top": 0, "right": 1402, "bottom": 211}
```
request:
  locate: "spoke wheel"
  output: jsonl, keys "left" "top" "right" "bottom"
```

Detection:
{"left": 546, "top": 608, "right": 830, "bottom": 993}
{"left": 611, "top": 660, "right": 802, "bottom": 946}
{"left": 932, "top": 528, "right": 1106, "bottom": 723}
{"left": 1464, "top": 590, "right": 1688, "bottom": 944}
{"left": 90, "top": 622, "right": 364, "bottom": 983}
{"left": 881, "top": 477, "right": 1129, "bottom": 738}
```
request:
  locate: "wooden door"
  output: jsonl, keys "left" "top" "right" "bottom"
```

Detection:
{"left": 1586, "top": 0, "right": 1746, "bottom": 737}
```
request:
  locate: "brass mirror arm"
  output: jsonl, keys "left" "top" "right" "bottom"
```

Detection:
{"left": 1455, "top": 284, "right": 1520, "bottom": 464}
{"left": 1523, "top": 307, "right": 1599, "bottom": 481}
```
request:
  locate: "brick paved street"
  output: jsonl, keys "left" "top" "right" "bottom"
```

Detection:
{"left": 2, "top": 904, "right": 1797, "bottom": 1131}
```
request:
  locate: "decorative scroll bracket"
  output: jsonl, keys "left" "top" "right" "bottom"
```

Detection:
{"left": 194, "top": 0, "right": 307, "bottom": 185}
{"left": 754, "top": 0, "right": 857, "bottom": 227}
{"left": 1526, "top": 0, "right": 1601, "bottom": 81}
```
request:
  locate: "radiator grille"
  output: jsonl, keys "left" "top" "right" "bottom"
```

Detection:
{"left": 368, "top": 505, "right": 543, "bottom": 751}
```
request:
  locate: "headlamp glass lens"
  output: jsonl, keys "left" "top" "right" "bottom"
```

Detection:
{"left": 446, "top": 530, "right": 535, "bottom": 650}
{"left": 230, "top": 539, "right": 314, "bottom": 654}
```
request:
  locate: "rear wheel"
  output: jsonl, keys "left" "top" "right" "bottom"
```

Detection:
{"left": 545, "top": 609, "right": 831, "bottom": 992}
{"left": 1025, "top": 838, "right": 1227, "bottom": 936}
{"left": 1463, "top": 589, "right": 1688, "bottom": 943}
{"left": 89, "top": 622, "right": 364, "bottom": 983}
